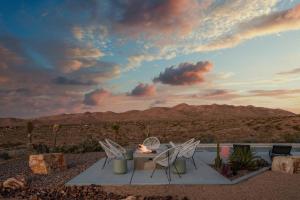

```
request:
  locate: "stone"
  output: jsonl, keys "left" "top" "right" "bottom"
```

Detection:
{"left": 122, "top": 196, "right": 137, "bottom": 200}
{"left": 29, "top": 153, "right": 67, "bottom": 174}
{"left": 272, "top": 156, "right": 294, "bottom": 174}
{"left": 3, "top": 176, "right": 26, "bottom": 190}
{"left": 291, "top": 156, "right": 300, "bottom": 174}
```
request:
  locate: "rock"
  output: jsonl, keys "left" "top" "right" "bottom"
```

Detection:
{"left": 122, "top": 196, "right": 137, "bottom": 200}
{"left": 3, "top": 176, "right": 26, "bottom": 190}
{"left": 29, "top": 153, "right": 67, "bottom": 174}
{"left": 272, "top": 156, "right": 294, "bottom": 174}
{"left": 291, "top": 156, "right": 300, "bottom": 173}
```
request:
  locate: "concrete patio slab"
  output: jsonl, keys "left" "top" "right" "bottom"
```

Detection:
{"left": 66, "top": 150, "right": 300, "bottom": 186}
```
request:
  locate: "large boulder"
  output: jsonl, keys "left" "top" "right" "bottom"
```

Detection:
{"left": 29, "top": 153, "right": 66, "bottom": 174}
{"left": 3, "top": 176, "right": 26, "bottom": 190}
{"left": 272, "top": 156, "right": 300, "bottom": 174}
{"left": 292, "top": 156, "right": 300, "bottom": 174}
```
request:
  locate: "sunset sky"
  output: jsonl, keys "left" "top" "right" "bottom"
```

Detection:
{"left": 0, "top": 0, "right": 300, "bottom": 118}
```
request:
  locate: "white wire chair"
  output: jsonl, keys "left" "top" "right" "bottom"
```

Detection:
{"left": 105, "top": 138, "right": 126, "bottom": 155}
{"left": 169, "top": 138, "right": 195, "bottom": 148}
{"left": 150, "top": 146, "right": 181, "bottom": 183}
{"left": 99, "top": 141, "right": 124, "bottom": 169}
{"left": 143, "top": 137, "right": 160, "bottom": 150}
{"left": 179, "top": 140, "right": 200, "bottom": 169}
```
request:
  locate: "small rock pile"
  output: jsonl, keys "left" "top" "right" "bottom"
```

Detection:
{"left": 0, "top": 184, "right": 125, "bottom": 200}
{"left": 0, "top": 183, "right": 189, "bottom": 200}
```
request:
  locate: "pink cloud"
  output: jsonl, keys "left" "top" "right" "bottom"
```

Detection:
{"left": 83, "top": 88, "right": 110, "bottom": 106}
{"left": 113, "top": 0, "right": 207, "bottom": 37}
{"left": 0, "top": 45, "right": 23, "bottom": 69}
{"left": 153, "top": 61, "right": 213, "bottom": 85}
{"left": 129, "top": 83, "right": 156, "bottom": 97}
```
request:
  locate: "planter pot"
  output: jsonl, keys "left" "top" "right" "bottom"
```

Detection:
{"left": 113, "top": 159, "right": 128, "bottom": 174}
{"left": 125, "top": 149, "right": 134, "bottom": 160}
{"left": 172, "top": 158, "right": 186, "bottom": 174}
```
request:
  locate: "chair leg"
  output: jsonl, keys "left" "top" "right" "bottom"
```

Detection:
{"left": 165, "top": 167, "right": 171, "bottom": 183}
{"left": 150, "top": 166, "right": 157, "bottom": 178}
{"left": 191, "top": 156, "right": 197, "bottom": 170}
{"left": 102, "top": 157, "right": 108, "bottom": 169}
{"left": 173, "top": 164, "right": 181, "bottom": 178}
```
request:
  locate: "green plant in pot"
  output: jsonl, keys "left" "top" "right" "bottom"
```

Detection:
{"left": 214, "top": 142, "right": 223, "bottom": 169}
{"left": 229, "top": 148, "right": 258, "bottom": 175}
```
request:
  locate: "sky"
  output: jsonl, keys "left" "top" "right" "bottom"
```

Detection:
{"left": 0, "top": 0, "right": 300, "bottom": 118}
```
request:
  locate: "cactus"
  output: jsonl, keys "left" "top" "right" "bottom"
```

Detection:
{"left": 27, "top": 121, "right": 34, "bottom": 145}
{"left": 53, "top": 124, "right": 61, "bottom": 147}
{"left": 214, "top": 142, "right": 223, "bottom": 169}
{"left": 112, "top": 124, "right": 120, "bottom": 141}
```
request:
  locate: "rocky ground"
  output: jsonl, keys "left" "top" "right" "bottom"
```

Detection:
{"left": 0, "top": 152, "right": 189, "bottom": 200}
{"left": 1, "top": 152, "right": 300, "bottom": 200}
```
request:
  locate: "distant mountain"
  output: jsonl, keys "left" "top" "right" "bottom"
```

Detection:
{"left": 0, "top": 104, "right": 295, "bottom": 126}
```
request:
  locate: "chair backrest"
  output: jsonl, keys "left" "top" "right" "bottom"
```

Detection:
{"left": 233, "top": 144, "right": 250, "bottom": 153}
{"left": 169, "top": 138, "right": 195, "bottom": 148}
{"left": 153, "top": 146, "right": 180, "bottom": 167}
{"left": 272, "top": 145, "right": 292, "bottom": 154}
{"left": 180, "top": 140, "right": 200, "bottom": 158}
{"left": 105, "top": 139, "right": 126, "bottom": 154}
{"left": 143, "top": 137, "right": 160, "bottom": 150}
{"left": 99, "top": 141, "right": 123, "bottom": 158}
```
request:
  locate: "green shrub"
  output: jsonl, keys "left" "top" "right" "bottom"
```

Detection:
{"left": 200, "top": 134, "right": 216, "bottom": 143}
{"left": 283, "top": 133, "right": 300, "bottom": 143}
{"left": 51, "top": 138, "right": 103, "bottom": 154}
{"left": 0, "top": 152, "right": 11, "bottom": 160}
{"left": 32, "top": 144, "right": 50, "bottom": 154}
{"left": 229, "top": 148, "right": 258, "bottom": 172}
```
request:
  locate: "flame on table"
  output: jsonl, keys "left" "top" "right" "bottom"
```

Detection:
{"left": 138, "top": 144, "right": 152, "bottom": 153}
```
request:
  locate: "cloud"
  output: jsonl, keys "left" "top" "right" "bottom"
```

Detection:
{"left": 0, "top": 45, "right": 23, "bottom": 69}
{"left": 277, "top": 67, "right": 300, "bottom": 75}
{"left": 53, "top": 76, "right": 95, "bottom": 86}
{"left": 129, "top": 83, "right": 156, "bottom": 97}
{"left": 153, "top": 61, "right": 213, "bottom": 85}
{"left": 200, "top": 89, "right": 241, "bottom": 100}
{"left": 110, "top": 0, "right": 207, "bottom": 37}
{"left": 83, "top": 88, "right": 111, "bottom": 106}
{"left": 249, "top": 89, "right": 300, "bottom": 97}
{"left": 196, "top": 3, "right": 300, "bottom": 52}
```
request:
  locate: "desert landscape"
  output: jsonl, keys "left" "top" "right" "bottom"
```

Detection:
{"left": 1, "top": 0, "right": 300, "bottom": 199}
{"left": 1, "top": 104, "right": 300, "bottom": 150}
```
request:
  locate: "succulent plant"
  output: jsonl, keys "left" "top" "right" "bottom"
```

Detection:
{"left": 214, "top": 142, "right": 223, "bottom": 169}
{"left": 229, "top": 148, "right": 258, "bottom": 172}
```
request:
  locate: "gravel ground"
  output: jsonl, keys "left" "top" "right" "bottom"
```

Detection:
{"left": 0, "top": 152, "right": 104, "bottom": 189}
{"left": 1, "top": 153, "right": 300, "bottom": 200}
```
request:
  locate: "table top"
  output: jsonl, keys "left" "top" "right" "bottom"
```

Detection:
{"left": 133, "top": 144, "right": 168, "bottom": 158}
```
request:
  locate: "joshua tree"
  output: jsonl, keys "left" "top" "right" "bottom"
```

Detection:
{"left": 53, "top": 124, "right": 61, "bottom": 147}
{"left": 145, "top": 125, "right": 150, "bottom": 138}
{"left": 214, "top": 142, "right": 223, "bottom": 169}
{"left": 111, "top": 124, "right": 120, "bottom": 141}
{"left": 27, "top": 121, "right": 34, "bottom": 145}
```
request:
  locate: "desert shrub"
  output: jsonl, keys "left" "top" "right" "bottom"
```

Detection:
{"left": 0, "top": 142, "right": 23, "bottom": 149}
{"left": 51, "top": 138, "right": 103, "bottom": 154}
{"left": 229, "top": 148, "right": 258, "bottom": 173}
{"left": 254, "top": 158, "right": 269, "bottom": 168}
{"left": 0, "top": 152, "right": 11, "bottom": 160}
{"left": 32, "top": 144, "right": 50, "bottom": 154}
{"left": 200, "top": 134, "right": 216, "bottom": 143}
{"left": 282, "top": 133, "right": 300, "bottom": 143}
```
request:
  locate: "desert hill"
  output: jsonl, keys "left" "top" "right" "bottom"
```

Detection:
{"left": 0, "top": 104, "right": 294, "bottom": 127}
{"left": 0, "top": 104, "right": 299, "bottom": 148}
